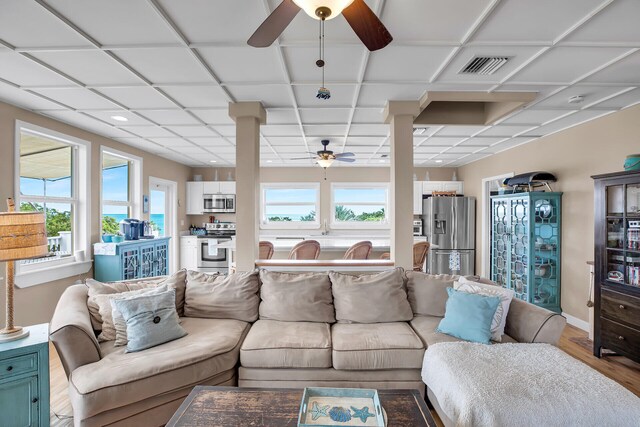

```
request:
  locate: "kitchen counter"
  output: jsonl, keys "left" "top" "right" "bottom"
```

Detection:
{"left": 218, "top": 236, "right": 432, "bottom": 252}
{"left": 256, "top": 259, "right": 395, "bottom": 272}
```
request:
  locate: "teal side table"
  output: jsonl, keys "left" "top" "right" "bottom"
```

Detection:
{"left": 0, "top": 323, "right": 50, "bottom": 427}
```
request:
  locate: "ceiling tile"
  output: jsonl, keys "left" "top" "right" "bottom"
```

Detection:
{"left": 266, "top": 109, "right": 299, "bottom": 124}
{"left": 522, "top": 110, "right": 614, "bottom": 136}
{"left": 509, "top": 47, "right": 632, "bottom": 84}
{"left": 113, "top": 137, "right": 164, "bottom": 153}
{"left": 415, "top": 145, "right": 451, "bottom": 154}
{"left": 263, "top": 137, "right": 304, "bottom": 146}
{"left": 138, "top": 109, "right": 201, "bottom": 125}
{"left": 0, "top": 51, "right": 73, "bottom": 87}
{"left": 565, "top": 0, "right": 640, "bottom": 44}
{"left": 344, "top": 145, "right": 380, "bottom": 153}
{"left": 160, "top": 85, "right": 229, "bottom": 108}
{"left": 0, "top": 0, "right": 91, "bottom": 48}
{"left": 443, "top": 146, "right": 481, "bottom": 154}
{"left": 472, "top": 0, "right": 604, "bottom": 43}
{"left": 46, "top": 0, "right": 181, "bottom": 45}
{"left": 584, "top": 50, "right": 640, "bottom": 84}
{"left": 422, "top": 136, "right": 466, "bottom": 146}
{"left": 261, "top": 125, "right": 302, "bottom": 137}
{"left": 478, "top": 125, "right": 537, "bottom": 137}
{"left": 459, "top": 136, "right": 506, "bottom": 146}
{"left": 384, "top": 0, "right": 493, "bottom": 42}
{"left": 500, "top": 109, "right": 575, "bottom": 125}
{"left": 212, "top": 125, "right": 237, "bottom": 136}
{"left": 365, "top": 46, "right": 455, "bottom": 82}
{"left": 294, "top": 85, "right": 356, "bottom": 108}
{"left": 227, "top": 84, "right": 292, "bottom": 108}
{"left": 593, "top": 88, "right": 640, "bottom": 110}
{"left": 300, "top": 108, "right": 351, "bottom": 124}
{"left": 164, "top": 125, "right": 217, "bottom": 137}
{"left": 345, "top": 137, "right": 386, "bottom": 146}
{"left": 114, "top": 48, "right": 212, "bottom": 83}
{"left": 188, "top": 137, "right": 232, "bottom": 148}
{"left": 533, "top": 85, "right": 631, "bottom": 109}
{"left": 190, "top": 108, "right": 233, "bottom": 124}
{"left": 285, "top": 46, "right": 365, "bottom": 83}
{"left": 0, "top": 81, "right": 67, "bottom": 110}
{"left": 435, "top": 126, "right": 488, "bottom": 137}
{"left": 199, "top": 46, "right": 285, "bottom": 83}
{"left": 352, "top": 108, "right": 384, "bottom": 123}
{"left": 120, "top": 126, "right": 175, "bottom": 138}
{"left": 349, "top": 124, "right": 388, "bottom": 136}
{"left": 357, "top": 84, "right": 425, "bottom": 107}
{"left": 304, "top": 124, "right": 347, "bottom": 136}
{"left": 32, "top": 87, "right": 119, "bottom": 109}
{"left": 97, "top": 87, "right": 177, "bottom": 109}
{"left": 84, "top": 110, "right": 154, "bottom": 126}
{"left": 481, "top": 137, "right": 536, "bottom": 154}
{"left": 40, "top": 110, "right": 122, "bottom": 135}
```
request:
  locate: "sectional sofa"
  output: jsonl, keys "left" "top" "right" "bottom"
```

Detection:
{"left": 50, "top": 268, "right": 566, "bottom": 427}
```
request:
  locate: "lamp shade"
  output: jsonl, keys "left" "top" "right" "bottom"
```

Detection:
{"left": 317, "top": 158, "right": 335, "bottom": 168}
{"left": 292, "top": 0, "right": 355, "bottom": 20}
{"left": 0, "top": 212, "right": 48, "bottom": 262}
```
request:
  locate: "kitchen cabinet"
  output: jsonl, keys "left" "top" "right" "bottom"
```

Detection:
{"left": 413, "top": 182, "right": 423, "bottom": 215}
{"left": 422, "top": 181, "right": 464, "bottom": 195}
{"left": 0, "top": 324, "right": 49, "bottom": 427}
{"left": 180, "top": 236, "right": 199, "bottom": 270}
{"left": 186, "top": 182, "right": 204, "bottom": 215}
{"left": 203, "top": 181, "right": 236, "bottom": 194}
{"left": 94, "top": 238, "right": 171, "bottom": 282}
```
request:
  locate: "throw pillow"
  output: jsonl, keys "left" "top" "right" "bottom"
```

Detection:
{"left": 184, "top": 270, "right": 260, "bottom": 322}
{"left": 436, "top": 287, "right": 500, "bottom": 344}
{"left": 86, "top": 269, "right": 187, "bottom": 329}
{"left": 454, "top": 278, "right": 515, "bottom": 342}
{"left": 112, "top": 289, "right": 187, "bottom": 353}
{"left": 92, "top": 284, "right": 168, "bottom": 342}
{"left": 330, "top": 268, "right": 413, "bottom": 324}
{"left": 259, "top": 270, "right": 335, "bottom": 323}
{"left": 405, "top": 271, "right": 460, "bottom": 317}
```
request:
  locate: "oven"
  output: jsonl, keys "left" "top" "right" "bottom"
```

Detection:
{"left": 197, "top": 237, "right": 232, "bottom": 273}
{"left": 203, "top": 194, "right": 236, "bottom": 213}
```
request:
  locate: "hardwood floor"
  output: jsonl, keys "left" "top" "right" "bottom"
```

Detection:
{"left": 49, "top": 325, "right": 640, "bottom": 426}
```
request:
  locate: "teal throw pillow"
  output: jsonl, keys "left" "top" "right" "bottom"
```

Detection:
{"left": 436, "top": 287, "right": 500, "bottom": 344}
{"left": 112, "top": 289, "right": 187, "bottom": 353}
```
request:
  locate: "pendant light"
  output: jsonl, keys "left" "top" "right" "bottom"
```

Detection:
{"left": 292, "top": 0, "right": 354, "bottom": 20}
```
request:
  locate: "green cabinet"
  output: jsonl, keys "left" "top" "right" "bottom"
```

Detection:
{"left": 94, "top": 237, "right": 171, "bottom": 282}
{"left": 491, "top": 192, "right": 563, "bottom": 313}
{"left": 0, "top": 324, "right": 49, "bottom": 427}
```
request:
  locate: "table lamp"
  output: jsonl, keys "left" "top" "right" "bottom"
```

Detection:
{"left": 0, "top": 198, "right": 48, "bottom": 342}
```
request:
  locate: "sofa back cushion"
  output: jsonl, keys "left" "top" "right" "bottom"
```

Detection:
{"left": 86, "top": 269, "right": 187, "bottom": 330}
{"left": 330, "top": 268, "right": 413, "bottom": 324}
{"left": 184, "top": 270, "right": 260, "bottom": 322}
{"left": 405, "top": 271, "right": 460, "bottom": 317}
{"left": 259, "top": 270, "right": 335, "bottom": 323}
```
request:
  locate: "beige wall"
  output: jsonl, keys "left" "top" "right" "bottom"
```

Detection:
{"left": 0, "top": 101, "right": 192, "bottom": 326}
{"left": 459, "top": 104, "right": 640, "bottom": 323}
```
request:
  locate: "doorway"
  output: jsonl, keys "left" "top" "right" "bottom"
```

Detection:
{"left": 149, "top": 177, "right": 178, "bottom": 273}
{"left": 481, "top": 172, "right": 513, "bottom": 278}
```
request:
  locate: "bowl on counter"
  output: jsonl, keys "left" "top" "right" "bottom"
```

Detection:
{"left": 102, "top": 234, "right": 113, "bottom": 243}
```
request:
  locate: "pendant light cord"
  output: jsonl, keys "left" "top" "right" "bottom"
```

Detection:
{"left": 319, "top": 18, "right": 326, "bottom": 87}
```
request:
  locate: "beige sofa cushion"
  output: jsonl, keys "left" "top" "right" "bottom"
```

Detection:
{"left": 185, "top": 270, "right": 260, "bottom": 322}
{"left": 409, "top": 316, "right": 517, "bottom": 347}
{"left": 259, "top": 271, "right": 335, "bottom": 323}
{"left": 86, "top": 269, "right": 187, "bottom": 329}
{"left": 68, "top": 317, "right": 248, "bottom": 421}
{"left": 330, "top": 269, "right": 413, "bottom": 324}
{"left": 332, "top": 322, "right": 424, "bottom": 370}
{"left": 405, "top": 271, "right": 460, "bottom": 317}
{"left": 240, "top": 320, "right": 332, "bottom": 369}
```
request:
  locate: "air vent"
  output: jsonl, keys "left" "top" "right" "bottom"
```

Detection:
{"left": 460, "top": 56, "right": 510, "bottom": 75}
{"left": 413, "top": 127, "right": 429, "bottom": 136}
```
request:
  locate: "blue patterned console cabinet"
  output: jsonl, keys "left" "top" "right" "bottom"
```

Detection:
{"left": 94, "top": 237, "right": 171, "bottom": 282}
{"left": 0, "top": 323, "right": 50, "bottom": 427}
{"left": 491, "top": 192, "right": 563, "bottom": 313}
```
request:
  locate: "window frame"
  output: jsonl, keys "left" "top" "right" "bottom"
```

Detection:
{"left": 99, "top": 146, "right": 143, "bottom": 234}
{"left": 260, "top": 182, "right": 321, "bottom": 230}
{"left": 14, "top": 120, "right": 92, "bottom": 287}
{"left": 330, "top": 182, "right": 390, "bottom": 229}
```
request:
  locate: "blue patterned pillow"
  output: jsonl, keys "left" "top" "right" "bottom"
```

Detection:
{"left": 112, "top": 289, "right": 187, "bottom": 353}
{"left": 436, "top": 287, "right": 500, "bottom": 344}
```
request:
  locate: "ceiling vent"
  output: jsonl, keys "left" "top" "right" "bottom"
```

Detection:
{"left": 459, "top": 56, "right": 510, "bottom": 75}
{"left": 413, "top": 127, "right": 429, "bottom": 136}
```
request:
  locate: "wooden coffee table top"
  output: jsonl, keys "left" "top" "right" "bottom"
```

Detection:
{"left": 167, "top": 386, "right": 436, "bottom": 427}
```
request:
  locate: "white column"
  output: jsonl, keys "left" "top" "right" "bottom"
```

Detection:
{"left": 229, "top": 102, "right": 266, "bottom": 272}
{"left": 384, "top": 101, "right": 420, "bottom": 270}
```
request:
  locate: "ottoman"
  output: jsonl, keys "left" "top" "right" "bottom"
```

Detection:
{"left": 421, "top": 342, "right": 640, "bottom": 427}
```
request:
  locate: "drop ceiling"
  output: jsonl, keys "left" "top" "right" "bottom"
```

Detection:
{"left": 0, "top": 0, "right": 638, "bottom": 167}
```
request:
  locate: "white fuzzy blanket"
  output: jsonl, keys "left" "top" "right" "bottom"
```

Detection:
{"left": 421, "top": 342, "right": 640, "bottom": 427}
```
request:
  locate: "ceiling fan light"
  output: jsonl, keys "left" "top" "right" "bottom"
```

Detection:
{"left": 292, "top": 0, "right": 355, "bottom": 20}
{"left": 317, "top": 158, "right": 335, "bottom": 168}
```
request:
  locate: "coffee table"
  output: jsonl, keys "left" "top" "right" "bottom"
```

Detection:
{"left": 167, "top": 386, "right": 436, "bottom": 427}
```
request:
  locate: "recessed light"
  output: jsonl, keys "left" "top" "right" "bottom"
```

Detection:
{"left": 111, "top": 115, "right": 128, "bottom": 122}
{"left": 435, "top": 160, "right": 443, "bottom": 163}
{"left": 266, "top": 160, "right": 273, "bottom": 163}
{"left": 379, "top": 159, "right": 386, "bottom": 163}
{"left": 210, "top": 160, "right": 217, "bottom": 163}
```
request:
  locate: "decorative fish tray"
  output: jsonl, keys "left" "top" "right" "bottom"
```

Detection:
{"left": 298, "top": 387, "right": 386, "bottom": 427}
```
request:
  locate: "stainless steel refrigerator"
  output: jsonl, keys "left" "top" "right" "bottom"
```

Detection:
{"left": 421, "top": 196, "right": 476, "bottom": 275}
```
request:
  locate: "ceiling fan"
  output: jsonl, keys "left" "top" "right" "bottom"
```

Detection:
{"left": 291, "top": 139, "right": 355, "bottom": 168}
{"left": 248, "top": 0, "right": 393, "bottom": 52}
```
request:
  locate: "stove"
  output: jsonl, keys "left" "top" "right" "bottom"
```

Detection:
{"left": 198, "top": 222, "right": 236, "bottom": 238}
{"left": 196, "top": 222, "right": 235, "bottom": 274}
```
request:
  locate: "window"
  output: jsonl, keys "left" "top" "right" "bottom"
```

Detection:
{"left": 100, "top": 147, "right": 142, "bottom": 235}
{"left": 331, "top": 183, "right": 389, "bottom": 228}
{"left": 261, "top": 183, "right": 320, "bottom": 228}
{"left": 15, "top": 121, "right": 91, "bottom": 286}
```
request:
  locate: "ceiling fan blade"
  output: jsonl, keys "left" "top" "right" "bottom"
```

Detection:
{"left": 335, "top": 157, "right": 356, "bottom": 163}
{"left": 248, "top": 0, "right": 300, "bottom": 48}
{"left": 334, "top": 152, "right": 355, "bottom": 158}
{"left": 342, "top": 0, "right": 393, "bottom": 51}
{"left": 290, "top": 156, "right": 317, "bottom": 160}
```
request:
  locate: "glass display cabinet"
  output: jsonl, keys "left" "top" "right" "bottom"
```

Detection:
{"left": 491, "top": 192, "right": 563, "bottom": 313}
{"left": 593, "top": 170, "right": 640, "bottom": 363}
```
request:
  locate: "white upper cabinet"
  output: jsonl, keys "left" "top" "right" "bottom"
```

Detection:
{"left": 422, "top": 181, "right": 464, "bottom": 195}
{"left": 203, "top": 181, "right": 236, "bottom": 194}
{"left": 186, "top": 182, "right": 204, "bottom": 215}
{"left": 413, "top": 181, "right": 424, "bottom": 215}
{"left": 219, "top": 182, "right": 236, "bottom": 194}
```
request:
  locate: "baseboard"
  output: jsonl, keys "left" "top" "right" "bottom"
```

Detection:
{"left": 562, "top": 312, "right": 589, "bottom": 332}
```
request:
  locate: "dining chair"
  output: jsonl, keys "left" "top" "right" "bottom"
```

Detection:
{"left": 258, "top": 241, "right": 274, "bottom": 260}
{"left": 413, "top": 241, "right": 431, "bottom": 271}
{"left": 343, "top": 241, "right": 372, "bottom": 260}
{"left": 288, "top": 240, "right": 321, "bottom": 260}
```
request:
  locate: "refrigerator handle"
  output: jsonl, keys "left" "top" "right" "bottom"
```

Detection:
{"left": 452, "top": 198, "right": 457, "bottom": 247}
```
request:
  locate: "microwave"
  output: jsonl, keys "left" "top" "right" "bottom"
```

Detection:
{"left": 203, "top": 194, "right": 235, "bottom": 213}
{"left": 413, "top": 220, "right": 423, "bottom": 236}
